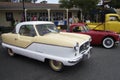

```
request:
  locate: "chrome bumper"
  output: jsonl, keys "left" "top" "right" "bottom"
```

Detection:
{"left": 115, "top": 41, "right": 119, "bottom": 44}
{"left": 68, "top": 46, "right": 92, "bottom": 64}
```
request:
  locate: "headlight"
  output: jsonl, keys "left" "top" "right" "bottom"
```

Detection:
{"left": 79, "top": 41, "right": 90, "bottom": 53}
{"left": 73, "top": 42, "right": 79, "bottom": 51}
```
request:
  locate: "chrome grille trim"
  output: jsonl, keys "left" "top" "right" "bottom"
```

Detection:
{"left": 79, "top": 41, "right": 90, "bottom": 53}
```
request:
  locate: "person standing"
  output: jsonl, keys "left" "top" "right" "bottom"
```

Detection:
{"left": 73, "top": 16, "right": 79, "bottom": 23}
{"left": 69, "top": 17, "right": 73, "bottom": 25}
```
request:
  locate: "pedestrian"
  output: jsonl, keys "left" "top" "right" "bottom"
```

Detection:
{"left": 14, "top": 20, "right": 19, "bottom": 26}
{"left": 73, "top": 16, "right": 79, "bottom": 23}
{"left": 69, "top": 17, "right": 73, "bottom": 25}
{"left": 32, "top": 16, "right": 37, "bottom": 21}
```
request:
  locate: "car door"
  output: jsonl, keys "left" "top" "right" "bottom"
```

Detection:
{"left": 15, "top": 25, "right": 36, "bottom": 48}
{"left": 106, "top": 16, "right": 120, "bottom": 33}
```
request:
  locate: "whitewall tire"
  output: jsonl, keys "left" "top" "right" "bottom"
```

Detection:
{"left": 102, "top": 37, "right": 114, "bottom": 49}
{"left": 49, "top": 59, "right": 64, "bottom": 72}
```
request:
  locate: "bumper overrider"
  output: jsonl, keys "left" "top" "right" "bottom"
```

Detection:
{"left": 115, "top": 34, "right": 120, "bottom": 44}
{"left": 66, "top": 46, "right": 92, "bottom": 66}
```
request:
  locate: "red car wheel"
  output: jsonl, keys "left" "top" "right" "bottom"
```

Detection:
{"left": 102, "top": 37, "right": 114, "bottom": 49}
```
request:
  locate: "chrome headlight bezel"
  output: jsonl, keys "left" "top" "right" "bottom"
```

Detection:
{"left": 73, "top": 42, "right": 79, "bottom": 51}
{"left": 79, "top": 41, "right": 90, "bottom": 53}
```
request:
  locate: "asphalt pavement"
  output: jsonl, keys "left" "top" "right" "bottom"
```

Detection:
{"left": 0, "top": 39, "right": 120, "bottom": 80}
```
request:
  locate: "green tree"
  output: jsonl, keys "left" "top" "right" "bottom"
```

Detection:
{"left": 109, "top": 0, "right": 120, "bottom": 8}
{"left": 59, "top": 0, "right": 99, "bottom": 13}
{"left": 0, "top": 0, "right": 33, "bottom": 2}
{"left": 20, "top": 0, "right": 33, "bottom": 3}
{"left": 59, "top": 0, "right": 73, "bottom": 9}
{"left": 0, "top": 0, "right": 10, "bottom": 2}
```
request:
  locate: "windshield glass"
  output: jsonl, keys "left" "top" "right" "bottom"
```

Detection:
{"left": 72, "top": 25, "right": 90, "bottom": 32}
{"left": 83, "top": 25, "right": 90, "bottom": 32}
{"left": 36, "top": 24, "right": 59, "bottom": 36}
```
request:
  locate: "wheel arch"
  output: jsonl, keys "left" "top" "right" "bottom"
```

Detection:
{"left": 44, "top": 58, "right": 64, "bottom": 65}
{"left": 44, "top": 58, "right": 49, "bottom": 63}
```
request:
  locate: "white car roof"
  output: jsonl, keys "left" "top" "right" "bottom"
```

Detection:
{"left": 16, "top": 21, "right": 54, "bottom": 33}
{"left": 18, "top": 21, "right": 54, "bottom": 25}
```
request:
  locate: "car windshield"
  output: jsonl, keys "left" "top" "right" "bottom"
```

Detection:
{"left": 72, "top": 25, "right": 90, "bottom": 32}
{"left": 83, "top": 25, "right": 90, "bottom": 32}
{"left": 36, "top": 24, "right": 59, "bottom": 36}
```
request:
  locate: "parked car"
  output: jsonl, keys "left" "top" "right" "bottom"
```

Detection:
{"left": 1, "top": 21, "right": 92, "bottom": 71}
{"left": 87, "top": 13, "right": 120, "bottom": 34}
{"left": 69, "top": 23, "right": 120, "bottom": 49}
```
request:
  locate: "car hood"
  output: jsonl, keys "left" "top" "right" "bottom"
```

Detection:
{"left": 90, "top": 30, "right": 116, "bottom": 34}
{"left": 35, "top": 32, "right": 91, "bottom": 47}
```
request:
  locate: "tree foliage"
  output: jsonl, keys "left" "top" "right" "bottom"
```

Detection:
{"left": 0, "top": 0, "right": 33, "bottom": 3}
{"left": 59, "top": 0, "right": 99, "bottom": 14}
{"left": 0, "top": 0, "right": 10, "bottom": 2}
{"left": 109, "top": 0, "right": 120, "bottom": 8}
{"left": 20, "top": 0, "right": 33, "bottom": 3}
{"left": 59, "top": 0, "right": 73, "bottom": 9}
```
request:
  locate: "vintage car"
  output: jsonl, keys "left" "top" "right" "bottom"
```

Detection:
{"left": 87, "top": 13, "right": 120, "bottom": 34}
{"left": 69, "top": 23, "right": 120, "bottom": 49}
{"left": 1, "top": 21, "right": 92, "bottom": 71}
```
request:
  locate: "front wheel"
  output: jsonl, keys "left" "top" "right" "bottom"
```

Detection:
{"left": 49, "top": 60, "right": 64, "bottom": 72}
{"left": 102, "top": 37, "right": 114, "bottom": 49}
{"left": 7, "top": 48, "right": 15, "bottom": 56}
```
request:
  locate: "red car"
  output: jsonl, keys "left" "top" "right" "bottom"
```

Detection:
{"left": 69, "top": 23, "right": 120, "bottom": 48}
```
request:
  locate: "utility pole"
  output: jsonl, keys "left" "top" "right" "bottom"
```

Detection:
{"left": 22, "top": 0, "right": 25, "bottom": 21}
{"left": 47, "top": 9, "right": 51, "bottom": 21}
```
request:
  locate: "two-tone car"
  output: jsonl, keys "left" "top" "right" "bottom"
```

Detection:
{"left": 1, "top": 21, "right": 92, "bottom": 71}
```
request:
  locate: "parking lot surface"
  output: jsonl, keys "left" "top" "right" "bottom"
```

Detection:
{"left": 0, "top": 40, "right": 120, "bottom": 80}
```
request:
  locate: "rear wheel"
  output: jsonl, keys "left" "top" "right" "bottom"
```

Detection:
{"left": 7, "top": 48, "right": 14, "bottom": 56}
{"left": 102, "top": 37, "right": 114, "bottom": 49}
{"left": 49, "top": 59, "right": 64, "bottom": 72}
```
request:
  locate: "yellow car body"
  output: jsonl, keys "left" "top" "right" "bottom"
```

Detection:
{"left": 87, "top": 14, "right": 120, "bottom": 34}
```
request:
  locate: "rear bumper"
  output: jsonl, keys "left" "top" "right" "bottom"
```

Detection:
{"left": 115, "top": 34, "right": 120, "bottom": 44}
{"left": 115, "top": 41, "right": 119, "bottom": 44}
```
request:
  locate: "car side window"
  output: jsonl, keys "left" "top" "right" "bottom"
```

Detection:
{"left": 19, "top": 25, "right": 36, "bottom": 37}
{"left": 72, "top": 26, "right": 82, "bottom": 32}
{"left": 109, "top": 16, "right": 119, "bottom": 21}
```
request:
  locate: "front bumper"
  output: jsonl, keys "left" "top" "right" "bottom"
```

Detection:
{"left": 65, "top": 46, "right": 92, "bottom": 66}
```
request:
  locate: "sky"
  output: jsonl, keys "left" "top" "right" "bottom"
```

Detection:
{"left": 36, "top": 0, "right": 59, "bottom": 4}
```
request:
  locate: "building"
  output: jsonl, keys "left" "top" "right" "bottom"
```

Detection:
{"left": 0, "top": 2, "right": 80, "bottom": 29}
